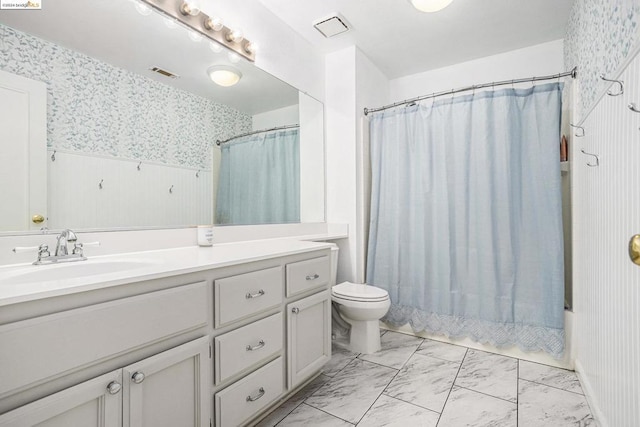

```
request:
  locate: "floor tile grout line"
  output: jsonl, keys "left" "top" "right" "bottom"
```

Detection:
{"left": 299, "top": 402, "right": 357, "bottom": 426}
{"left": 518, "top": 377, "right": 586, "bottom": 396}
{"left": 452, "top": 384, "right": 519, "bottom": 405}
{"left": 379, "top": 392, "right": 442, "bottom": 415}
{"left": 270, "top": 400, "right": 305, "bottom": 427}
{"left": 435, "top": 347, "right": 468, "bottom": 426}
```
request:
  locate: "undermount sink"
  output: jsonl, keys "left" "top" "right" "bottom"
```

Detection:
{"left": 0, "top": 259, "right": 160, "bottom": 285}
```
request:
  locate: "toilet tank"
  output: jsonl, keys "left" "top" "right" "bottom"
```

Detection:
{"left": 329, "top": 244, "right": 339, "bottom": 287}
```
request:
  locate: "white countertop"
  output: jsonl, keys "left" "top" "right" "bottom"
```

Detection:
{"left": 0, "top": 239, "right": 334, "bottom": 307}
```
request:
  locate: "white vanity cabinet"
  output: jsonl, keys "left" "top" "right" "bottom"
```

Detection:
{"left": 0, "top": 337, "right": 209, "bottom": 427}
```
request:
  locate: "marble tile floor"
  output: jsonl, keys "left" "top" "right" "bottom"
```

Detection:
{"left": 256, "top": 330, "right": 597, "bottom": 427}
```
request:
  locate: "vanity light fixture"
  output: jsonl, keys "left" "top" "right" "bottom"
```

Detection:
{"left": 410, "top": 0, "right": 454, "bottom": 12}
{"left": 137, "top": 0, "right": 257, "bottom": 62}
{"left": 207, "top": 65, "right": 242, "bottom": 87}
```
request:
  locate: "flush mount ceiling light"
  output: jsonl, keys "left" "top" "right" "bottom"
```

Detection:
{"left": 207, "top": 65, "right": 242, "bottom": 87}
{"left": 410, "top": 0, "right": 454, "bottom": 12}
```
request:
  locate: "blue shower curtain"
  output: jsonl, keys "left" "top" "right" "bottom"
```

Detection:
{"left": 216, "top": 128, "right": 300, "bottom": 225}
{"left": 366, "top": 83, "right": 565, "bottom": 357}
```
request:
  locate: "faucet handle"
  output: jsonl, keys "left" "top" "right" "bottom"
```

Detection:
{"left": 37, "top": 244, "right": 50, "bottom": 261}
{"left": 73, "top": 241, "right": 100, "bottom": 255}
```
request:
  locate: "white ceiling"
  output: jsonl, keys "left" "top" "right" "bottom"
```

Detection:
{"left": 257, "top": 0, "right": 574, "bottom": 79}
{"left": 0, "top": 0, "right": 299, "bottom": 115}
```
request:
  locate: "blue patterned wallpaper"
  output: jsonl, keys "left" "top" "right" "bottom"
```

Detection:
{"left": 565, "top": 0, "right": 640, "bottom": 121}
{"left": 0, "top": 24, "right": 251, "bottom": 170}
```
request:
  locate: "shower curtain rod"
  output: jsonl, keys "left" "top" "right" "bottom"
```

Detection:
{"left": 363, "top": 67, "right": 577, "bottom": 116}
{"left": 216, "top": 124, "right": 300, "bottom": 146}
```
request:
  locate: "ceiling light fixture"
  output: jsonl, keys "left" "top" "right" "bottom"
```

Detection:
{"left": 136, "top": 0, "right": 257, "bottom": 62}
{"left": 410, "top": 0, "right": 454, "bottom": 13}
{"left": 207, "top": 66, "right": 242, "bottom": 87}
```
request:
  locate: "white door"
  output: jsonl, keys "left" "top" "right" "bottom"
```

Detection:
{"left": 287, "top": 290, "right": 331, "bottom": 389}
{"left": 0, "top": 69, "right": 47, "bottom": 231}
{"left": 122, "top": 336, "right": 210, "bottom": 427}
{"left": 0, "top": 370, "right": 122, "bottom": 427}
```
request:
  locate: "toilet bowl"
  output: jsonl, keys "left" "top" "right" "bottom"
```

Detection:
{"left": 331, "top": 282, "right": 390, "bottom": 354}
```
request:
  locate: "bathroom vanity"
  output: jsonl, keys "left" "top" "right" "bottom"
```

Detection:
{"left": 0, "top": 239, "right": 333, "bottom": 426}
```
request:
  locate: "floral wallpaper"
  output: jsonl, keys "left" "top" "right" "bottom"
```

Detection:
{"left": 0, "top": 24, "right": 251, "bottom": 170}
{"left": 565, "top": 0, "right": 640, "bottom": 121}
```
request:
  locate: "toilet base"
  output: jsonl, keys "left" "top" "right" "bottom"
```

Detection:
{"left": 346, "top": 319, "right": 382, "bottom": 354}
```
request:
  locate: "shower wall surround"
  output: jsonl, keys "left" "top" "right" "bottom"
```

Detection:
{"left": 0, "top": 25, "right": 251, "bottom": 170}
{"left": 565, "top": 0, "right": 640, "bottom": 121}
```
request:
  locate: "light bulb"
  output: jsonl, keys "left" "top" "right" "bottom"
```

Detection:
{"left": 227, "top": 52, "right": 240, "bottom": 63}
{"left": 225, "top": 28, "right": 244, "bottom": 43}
{"left": 188, "top": 30, "right": 202, "bottom": 42}
{"left": 180, "top": 0, "right": 201, "bottom": 16}
{"left": 204, "top": 16, "right": 224, "bottom": 31}
{"left": 209, "top": 41, "right": 223, "bottom": 53}
{"left": 134, "top": 2, "right": 152, "bottom": 16}
{"left": 410, "top": 0, "right": 454, "bottom": 12}
{"left": 244, "top": 41, "right": 258, "bottom": 55}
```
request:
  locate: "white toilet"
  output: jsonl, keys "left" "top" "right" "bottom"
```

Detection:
{"left": 329, "top": 246, "right": 391, "bottom": 354}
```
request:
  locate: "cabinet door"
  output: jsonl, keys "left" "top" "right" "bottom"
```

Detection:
{"left": 122, "top": 336, "right": 210, "bottom": 427}
{"left": 287, "top": 290, "right": 331, "bottom": 389}
{"left": 0, "top": 370, "right": 122, "bottom": 427}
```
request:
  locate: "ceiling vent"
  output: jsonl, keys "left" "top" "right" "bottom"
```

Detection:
{"left": 313, "top": 15, "right": 350, "bottom": 38}
{"left": 149, "top": 67, "right": 179, "bottom": 79}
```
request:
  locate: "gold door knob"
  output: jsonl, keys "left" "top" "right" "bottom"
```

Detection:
{"left": 32, "top": 214, "right": 45, "bottom": 224}
{"left": 629, "top": 234, "right": 640, "bottom": 266}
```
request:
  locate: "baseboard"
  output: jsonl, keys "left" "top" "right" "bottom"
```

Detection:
{"left": 574, "top": 359, "right": 608, "bottom": 427}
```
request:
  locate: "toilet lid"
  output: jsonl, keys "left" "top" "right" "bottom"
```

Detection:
{"left": 332, "top": 282, "right": 389, "bottom": 301}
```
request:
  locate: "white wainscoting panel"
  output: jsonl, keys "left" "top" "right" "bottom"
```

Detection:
{"left": 47, "top": 152, "right": 212, "bottom": 229}
{"left": 572, "top": 51, "right": 640, "bottom": 427}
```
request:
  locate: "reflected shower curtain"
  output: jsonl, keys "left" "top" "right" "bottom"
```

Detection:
{"left": 367, "top": 83, "right": 565, "bottom": 357}
{"left": 216, "top": 128, "right": 300, "bottom": 225}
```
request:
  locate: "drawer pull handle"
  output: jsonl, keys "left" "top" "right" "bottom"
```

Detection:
{"left": 131, "top": 371, "right": 145, "bottom": 384}
{"left": 245, "top": 289, "right": 265, "bottom": 299}
{"left": 291, "top": 307, "right": 300, "bottom": 314}
{"left": 246, "top": 340, "right": 266, "bottom": 351}
{"left": 306, "top": 274, "right": 320, "bottom": 280}
{"left": 107, "top": 381, "right": 122, "bottom": 395}
{"left": 246, "top": 387, "right": 265, "bottom": 402}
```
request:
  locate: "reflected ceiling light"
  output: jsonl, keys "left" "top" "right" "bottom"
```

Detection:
{"left": 134, "top": 2, "right": 152, "bottom": 16}
{"left": 204, "top": 16, "right": 224, "bottom": 32}
{"left": 180, "top": 0, "right": 201, "bottom": 16}
{"left": 209, "top": 41, "right": 223, "bottom": 53}
{"left": 410, "top": 0, "right": 453, "bottom": 12}
{"left": 227, "top": 52, "right": 241, "bottom": 63}
{"left": 164, "top": 17, "right": 178, "bottom": 28}
{"left": 188, "top": 30, "right": 203, "bottom": 42}
{"left": 207, "top": 66, "right": 242, "bottom": 87}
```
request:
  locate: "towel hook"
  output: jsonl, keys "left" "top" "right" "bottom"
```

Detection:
{"left": 581, "top": 149, "right": 599, "bottom": 167}
{"left": 51, "top": 151, "right": 56, "bottom": 162}
{"left": 570, "top": 123, "right": 585, "bottom": 137}
{"left": 98, "top": 179, "right": 104, "bottom": 189}
{"left": 196, "top": 170, "right": 200, "bottom": 178}
{"left": 628, "top": 103, "right": 640, "bottom": 113}
{"left": 137, "top": 161, "right": 142, "bottom": 171}
{"left": 169, "top": 185, "right": 174, "bottom": 194}
{"left": 600, "top": 74, "right": 624, "bottom": 96}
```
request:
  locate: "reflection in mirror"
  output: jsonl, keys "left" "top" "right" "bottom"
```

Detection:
{"left": 0, "top": 0, "right": 324, "bottom": 233}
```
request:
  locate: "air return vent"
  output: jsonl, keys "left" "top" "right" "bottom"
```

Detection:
{"left": 149, "top": 67, "right": 179, "bottom": 79}
{"left": 313, "top": 15, "right": 350, "bottom": 38}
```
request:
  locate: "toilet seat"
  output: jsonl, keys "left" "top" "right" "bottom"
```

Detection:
{"left": 332, "top": 282, "right": 389, "bottom": 302}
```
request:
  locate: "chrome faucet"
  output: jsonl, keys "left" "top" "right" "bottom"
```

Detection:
{"left": 54, "top": 229, "right": 78, "bottom": 257}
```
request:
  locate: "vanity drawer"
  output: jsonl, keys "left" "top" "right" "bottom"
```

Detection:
{"left": 286, "top": 256, "right": 331, "bottom": 297}
{"left": 0, "top": 282, "right": 208, "bottom": 397}
{"left": 215, "top": 312, "right": 282, "bottom": 385}
{"left": 215, "top": 357, "right": 283, "bottom": 427}
{"left": 214, "top": 267, "right": 282, "bottom": 328}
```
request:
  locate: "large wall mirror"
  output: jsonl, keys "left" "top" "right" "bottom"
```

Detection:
{"left": 0, "top": 0, "right": 325, "bottom": 233}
